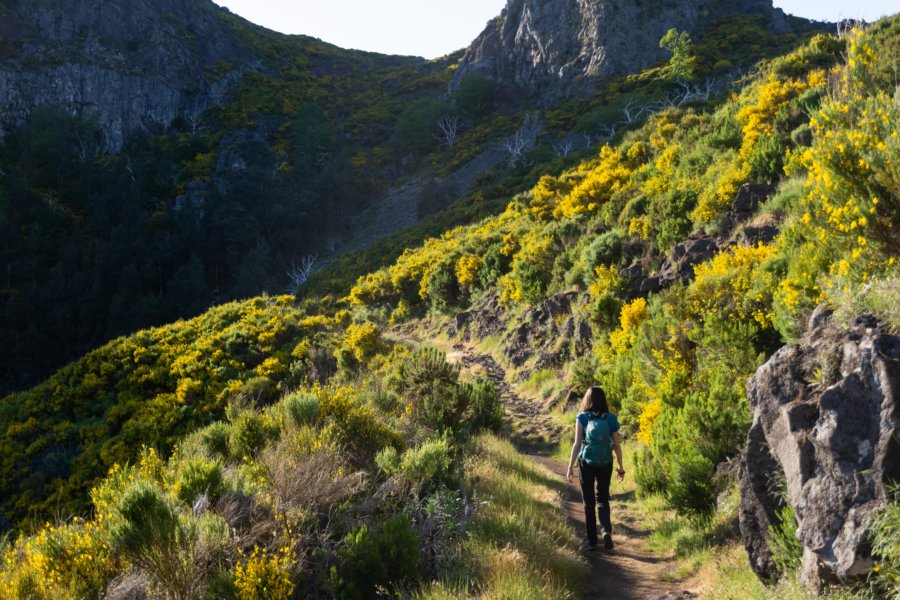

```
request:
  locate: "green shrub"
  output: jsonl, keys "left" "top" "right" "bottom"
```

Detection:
{"left": 463, "top": 378, "right": 504, "bottom": 433}
{"left": 330, "top": 514, "right": 419, "bottom": 600}
{"left": 200, "top": 422, "right": 232, "bottom": 459}
{"left": 175, "top": 457, "right": 225, "bottom": 506}
{"left": 634, "top": 447, "right": 669, "bottom": 496}
{"left": 228, "top": 411, "right": 278, "bottom": 459}
{"left": 396, "top": 349, "right": 466, "bottom": 433}
{"left": 747, "top": 133, "right": 785, "bottom": 184}
{"left": 318, "top": 387, "right": 403, "bottom": 463}
{"left": 868, "top": 494, "right": 900, "bottom": 598}
{"left": 667, "top": 449, "right": 717, "bottom": 518}
{"left": 454, "top": 72, "right": 495, "bottom": 120}
{"left": 768, "top": 504, "right": 803, "bottom": 574}
{"left": 568, "top": 355, "right": 599, "bottom": 396}
{"left": 375, "top": 446, "right": 400, "bottom": 475}
{"left": 282, "top": 392, "right": 320, "bottom": 428}
{"left": 398, "top": 438, "right": 454, "bottom": 491}
{"left": 581, "top": 231, "right": 623, "bottom": 282}
{"left": 589, "top": 291, "right": 621, "bottom": 328}
{"left": 424, "top": 258, "right": 462, "bottom": 313}
{"left": 234, "top": 376, "right": 278, "bottom": 406}
{"left": 478, "top": 242, "right": 510, "bottom": 290}
{"left": 109, "top": 483, "right": 202, "bottom": 600}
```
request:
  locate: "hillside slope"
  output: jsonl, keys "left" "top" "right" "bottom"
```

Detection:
{"left": 0, "top": 12, "right": 898, "bottom": 600}
{"left": 0, "top": 0, "right": 427, "bottom": 149}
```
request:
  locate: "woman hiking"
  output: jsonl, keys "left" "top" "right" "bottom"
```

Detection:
{"left": 565, "top": 386, "right": 625, "bottom": 551}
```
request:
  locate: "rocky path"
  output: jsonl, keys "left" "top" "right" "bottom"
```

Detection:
{"left": 450, "top": 344, "right": 563, "bottom": 449}
{"left": 449, "top": 343, "right": 696, "bottom": 600}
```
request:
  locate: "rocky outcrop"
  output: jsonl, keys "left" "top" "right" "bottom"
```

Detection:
{"left": 730, "top": 183, "right": 775, "bottom": 223}
{"left": 739, "top": 309, "right": 900, "bottom": 588}
{"left": 450, "top": 290, "right": 591, "bottom": 372}
{"left": 451, "top": 0, "right": 793, "bottom": 102}
{"left": 658, "top": 237, "right": 719, "bottom": 286}
{"left": 0, "top": 0, "right": 260, "bottom": 149}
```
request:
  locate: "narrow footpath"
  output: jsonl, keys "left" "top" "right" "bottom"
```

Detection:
{"left": 450, "top": 344, "right": 697, "bottom": 600}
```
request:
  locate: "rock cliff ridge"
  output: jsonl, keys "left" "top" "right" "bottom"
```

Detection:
{"left": 451, "top": 0, "right": 796, "bottom": 102}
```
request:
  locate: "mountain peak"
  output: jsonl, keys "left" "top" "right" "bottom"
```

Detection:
{"left": 451, "top": 0, "right": 795, "bottom": 102}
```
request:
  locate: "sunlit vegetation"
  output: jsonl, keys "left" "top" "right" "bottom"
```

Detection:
{"left": 0, "top": 317, "right": 507, "bottom": 597}
{"left": 2, "top": 9, "right": 899, "bottom": 598}
{"left": 343, "top": 19, "right": 900, "bottom": 591}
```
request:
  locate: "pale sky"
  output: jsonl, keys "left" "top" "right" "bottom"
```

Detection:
{"left": 213, "top": 1, "right": 897, "bottom": 59}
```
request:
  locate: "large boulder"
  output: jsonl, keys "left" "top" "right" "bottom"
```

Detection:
{"left": 739, "top": 310, "right": 900, "bottom": 588}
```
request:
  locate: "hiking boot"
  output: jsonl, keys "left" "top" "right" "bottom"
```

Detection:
{"left": 587, "top": 542, "right": 599, "bottom": 552}
{"left": 602, "top": 531, "right": 614, "bottom": 550}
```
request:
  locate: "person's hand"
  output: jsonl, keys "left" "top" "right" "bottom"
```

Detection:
{"left": 565, "top": 466, "right": 573, "bottom": 483}
{"left": 616, "top": 468, "right": 625, "bottom": 482}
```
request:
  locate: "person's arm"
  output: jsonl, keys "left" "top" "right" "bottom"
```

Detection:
{"left": 613, "top": 431, "right": 625, "bottom": 481}
{"left": 566, "top": 419, "right": 584, "bottom": 483}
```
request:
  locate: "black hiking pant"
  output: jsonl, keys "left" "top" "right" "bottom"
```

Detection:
{"left": 578, "top": 459, "right": 613, "bottom": 545}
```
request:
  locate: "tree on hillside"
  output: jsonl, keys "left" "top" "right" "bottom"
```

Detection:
{"left": 455, "top": 72, "right": 496, "bottom": 120}
{"left": 660, "top": 28, "right": 696, "bottom": 81}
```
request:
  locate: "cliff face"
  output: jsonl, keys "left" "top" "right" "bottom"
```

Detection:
{"left": 451, "top": 0, "right": 792, "bottom": 101}
{"left": 0, "top": 0, "right": 257, "bottom": 149}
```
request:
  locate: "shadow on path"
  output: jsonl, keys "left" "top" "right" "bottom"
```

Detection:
{"left": 529, "top": 454, "right": 697, "bottom": 600}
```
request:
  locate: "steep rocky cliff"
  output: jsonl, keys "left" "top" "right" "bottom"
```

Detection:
{"left": 451, "top": 0, "right": 794, "bottom": 102}
{"left": 0, "top": 0, "right": 265, "bottom": 149}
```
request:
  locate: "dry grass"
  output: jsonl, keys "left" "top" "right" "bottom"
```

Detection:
{"left": 416, "top": 434, "right": 582, "bottom": 600}
{"left": 257, "top": 441, "right": 366, "bottom": 513}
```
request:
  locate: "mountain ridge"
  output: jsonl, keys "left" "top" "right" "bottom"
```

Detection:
{"left": 450, "top": 0, "right": 807, "bottom": 102}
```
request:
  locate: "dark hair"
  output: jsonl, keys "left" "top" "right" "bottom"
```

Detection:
{"left": 580, "top": 386, "right": 609, "bottom": 415}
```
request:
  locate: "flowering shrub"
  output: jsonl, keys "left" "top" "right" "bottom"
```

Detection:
{"left": 689, "top": 243, "right": 779, "bottom": 329}
{"left": 607, "top": 298, "right": 649, "bottom": 356}
{"left": 776, "top": 28, "right": 900, "bottom": 333}
{"left": 234, "top": 546, "right": 295, "bottom": 600}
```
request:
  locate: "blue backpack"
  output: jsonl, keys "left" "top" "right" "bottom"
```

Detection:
{"left": 580, "top": 413, "right": 613, "bottom": 466}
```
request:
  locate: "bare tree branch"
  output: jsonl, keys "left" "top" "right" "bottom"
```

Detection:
{"left": 621, "top": 99, "right": 649, "bottom": 124}
{"left": 434, "top": 115, "right": 460, "bottom": 148}
{"left": 553, "top": 139, "right": 574, "bottom": 158}
{"left": 504, "top": 113, "right": 543, "bottom": 167}
{"left": 287, "top": 255, "right": 318, "bottom": 292}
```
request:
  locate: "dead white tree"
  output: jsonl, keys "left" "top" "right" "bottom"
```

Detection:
{"left": 287, "top": 255, "right": 318, "bottom": 292}
{"left": 597, "top": 123, "right": 619, "bottom": 140}
{"left": 184, "top": 99, "right": 206, "bottom": 135}
{"left": 621, "top": 99, "right": 650, "bottom": 124}
{"left": 836, "top": 19, "right": 863, "bottom": 39}
{"left": 75, "top": 132, "right": 95, "bottom": 164}
{"left": 434, "top": 115, "right": 460, "bottom": 148}
{"left": 504, "top": 132, "right": 528, "bottom": 166}
{"left": 553, "top": 139, "right": 574, "bottom": 158}
{"left": 504, "top": 113, "right": 543, "bottom": 167}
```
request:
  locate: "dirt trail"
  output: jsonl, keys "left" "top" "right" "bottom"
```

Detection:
{"left": 449, "top": 343, "right": 696, "bottom": 600}
{"left": 531, "top": 453, "right": 695, "bottom": 600}
{"left": 450, "top": 344, "right": 563, "bottom": 449}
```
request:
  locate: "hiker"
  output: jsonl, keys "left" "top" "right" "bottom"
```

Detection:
{"left": 565, "top": 386, "right": 625, "bottom": 551}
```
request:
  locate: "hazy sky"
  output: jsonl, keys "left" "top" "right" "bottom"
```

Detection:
{"left": 213, "top": 1, "right": 897, "bottom": 58}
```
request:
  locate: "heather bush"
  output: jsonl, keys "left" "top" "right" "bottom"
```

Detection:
{"left": 330, "top": 514, "right": 419, "bottom": 600}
